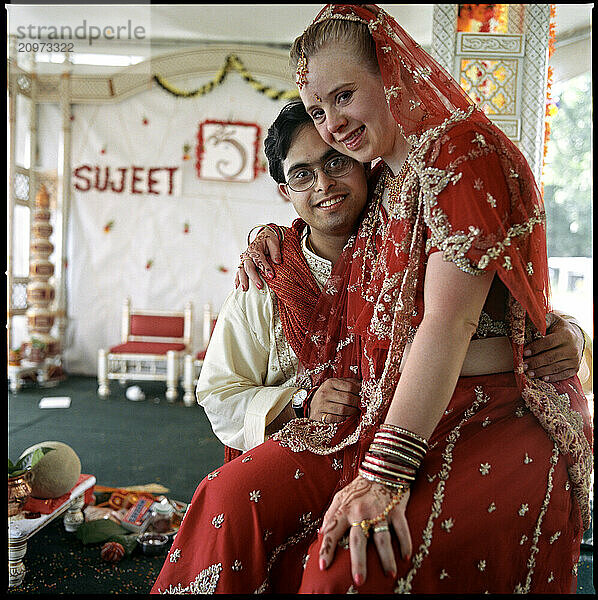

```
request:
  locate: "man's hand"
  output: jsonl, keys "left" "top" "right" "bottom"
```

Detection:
{"left": 308, "top": 378, "right": 361, "bottom": 424}
{"left": 523, "top": 312, "right": 585, "bottom": 382}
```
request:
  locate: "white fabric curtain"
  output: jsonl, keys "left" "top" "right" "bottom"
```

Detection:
{"left": 64, "top": 75, "right": 296, "bottom": 374}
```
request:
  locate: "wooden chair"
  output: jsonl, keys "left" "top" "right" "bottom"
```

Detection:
{"left": 97, "top": 297, "right": 192, "bottom": 402}
{"left": 182, "top": 303, "right": 217, "bottom": 406}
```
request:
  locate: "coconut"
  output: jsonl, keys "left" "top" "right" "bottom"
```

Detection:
{"left": 19, "top": 441, "right": 81, "bottom": 499}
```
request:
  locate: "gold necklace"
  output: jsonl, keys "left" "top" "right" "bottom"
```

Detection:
{"left": 383, "top": 157, "right": 411, "bottom": 211}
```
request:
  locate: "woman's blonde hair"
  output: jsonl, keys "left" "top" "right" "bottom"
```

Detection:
{"left": 289, "top": 19, "right": 379, "bottom": 78}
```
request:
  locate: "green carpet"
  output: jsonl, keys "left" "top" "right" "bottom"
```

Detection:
{"left": 7, "top": 375, "right": 594, "bottom": 594}
{"left": 9, "top": 375, "right": 224, "bottom": 503}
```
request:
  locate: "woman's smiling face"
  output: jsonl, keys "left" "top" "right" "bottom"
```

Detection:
{"left": 299, "top": 42, "right": 400, "bottom": 165}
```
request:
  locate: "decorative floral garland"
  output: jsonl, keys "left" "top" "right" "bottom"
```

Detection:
{"left": 457, "top": 4, "right": 503, "bottom": 33}
{"left": 154, "top": 54, "right": 299, "bottom": 101}
{"left": 542, "top": 5, "right": 557, "bottom": 189}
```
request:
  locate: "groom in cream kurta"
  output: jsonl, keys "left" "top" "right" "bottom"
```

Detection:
{"left": 197, "top": 104, "right": 369, "bottom": 453}
{"left": 197, "top": 236, "right": 334, "bottom": 451}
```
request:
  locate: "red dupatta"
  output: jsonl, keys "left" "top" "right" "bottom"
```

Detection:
{"left": 266, "top": 219, "right": 323, "bottom": 359}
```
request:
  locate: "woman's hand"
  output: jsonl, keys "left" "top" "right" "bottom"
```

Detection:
{"left": 235, "top": 228, "right": 283, "bottom": 291}
{"left": 318, "top": 476, "right": 411, "bottom": 587}
{"left": 308, "top": 378, "right": 361, "bottom": 424}
{"left": 523, "top": 312, "right": 585, "bottom": 382}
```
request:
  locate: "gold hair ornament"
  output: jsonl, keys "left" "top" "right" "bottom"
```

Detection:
{"left": 296, "top": 45, "right": 309, "bottom": 90}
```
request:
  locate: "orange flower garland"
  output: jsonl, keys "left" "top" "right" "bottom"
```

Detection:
{"left": 542, "top": 4, "right": 557, "bottom": 189}
{"left": 457, "top": 4, "right": 509, "bottom": 33}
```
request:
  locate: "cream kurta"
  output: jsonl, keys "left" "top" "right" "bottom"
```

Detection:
{"left": 197, "top": 234, "right": 331, "bottom": 451}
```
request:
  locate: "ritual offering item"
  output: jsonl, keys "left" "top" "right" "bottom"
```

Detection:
{"left": 137, "top": 533, "right": 169, "bottom": 556}
{"left": 100, "top": 541, "right": 125, "bottom": 563}
{"left": 119, "top": 497, "right": 154, "bottom": 533}
{"left": 150, "top": 498, "right": 175, "bottom": 533}
{"left": 8, "top": 470, "right": 34, "bottom": 517}
{"left": 19, "top": 441, "right": 81, "bottom": 499}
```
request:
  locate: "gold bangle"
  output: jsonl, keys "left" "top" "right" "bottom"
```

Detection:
{"left": 361, "top": 458, "right": 416, "bottom": 481}
{"left": 379, "top": 424, "right": 429, "bottom": 447}
{"left": 358, "top": 468, "right": 412, "bottom": 490}
{"left": 247, "top": 225, "right": 267, "bottom": 246}
{"left": 264, "top": 224, "right": 284, "bottom": 243}
{"left": 368, "top": 444, "right": 422, "bottom": 467}
{"left": 374, "top": 431, "right": 428, "bottom": 454}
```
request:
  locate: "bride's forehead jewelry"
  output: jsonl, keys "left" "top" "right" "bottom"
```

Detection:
{"left": 296, "top": 44, "right": 309, "bottom": 90}
{"left": 314, "top": 93, "right": 322, "bottom": 102}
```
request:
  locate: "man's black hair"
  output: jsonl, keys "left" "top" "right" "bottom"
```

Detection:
{"left": 264, "top": 100, "right": 313, "bottom": 184}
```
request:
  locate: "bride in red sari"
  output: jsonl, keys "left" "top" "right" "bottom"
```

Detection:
{"left": 151, "top": 5, "right": 592, "bottom": 594}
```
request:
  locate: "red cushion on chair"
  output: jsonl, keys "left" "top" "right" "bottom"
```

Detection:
{"left": 109, "top": 342, "right": 186, "bottom": 355}
{"left": 130, "top": 314, "right": 184, "bottom": 338}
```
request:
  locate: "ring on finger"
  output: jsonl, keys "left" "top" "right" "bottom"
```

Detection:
{"left": 373, "top": 521, "right": 390, "bottom": 534}
{"left": 321, "top": 413, "right": 327, "bottom": 423}
{"left": 350, "top": 520, "right": 371, "bottom": 539}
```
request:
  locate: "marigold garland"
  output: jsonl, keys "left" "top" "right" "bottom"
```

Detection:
{"left": 457, "top": 4, "right": 510, "bottom": 33}
{"left": 541, "top": 5, "right": 557, "bottom": 194}
{"left": 154, "top": 54, "right": 299, "bottom": 101}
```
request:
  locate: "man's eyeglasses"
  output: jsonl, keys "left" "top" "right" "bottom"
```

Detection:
{"left": 285, "top": 155, "right": 355, "bottom": 192}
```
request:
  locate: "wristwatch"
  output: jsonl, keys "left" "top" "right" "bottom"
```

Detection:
{"left": 291, "top": 388, "right": 309, "bottom": 418}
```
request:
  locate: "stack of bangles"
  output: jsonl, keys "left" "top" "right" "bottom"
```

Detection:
{"left": 239, "top": 224, "right": 285, "bottom": 270}
{"left": 247, "top": 223, "right": 285, "bottom": 246}
{"left": 352, "top": 424, "right": 429, "bottom": 538}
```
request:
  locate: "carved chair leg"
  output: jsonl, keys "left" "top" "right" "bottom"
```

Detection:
{"left": 97, "top": 349, "right": 110, "bottom": 397}
{"left": 182, "top": 354, "right": 195, "bottom": 407}
{"left": 166, "top": 351, "right": 179, "bottom": 403}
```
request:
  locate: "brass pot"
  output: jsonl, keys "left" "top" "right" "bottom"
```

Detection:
{"left": 8, "top": 470, "right": 33, "bottom": 517}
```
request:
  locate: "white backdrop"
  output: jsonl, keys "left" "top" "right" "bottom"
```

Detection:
{"left": 63, "top": 74, "right": 297, "bottom": 374}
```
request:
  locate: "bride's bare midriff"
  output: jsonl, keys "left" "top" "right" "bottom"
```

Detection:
{"left": 399, "top": 336, "right": 513, "bottom": 376}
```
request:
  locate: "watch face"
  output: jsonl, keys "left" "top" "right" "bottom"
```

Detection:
{"left": 292, "top": 388, "right": 308, "bottom": 408}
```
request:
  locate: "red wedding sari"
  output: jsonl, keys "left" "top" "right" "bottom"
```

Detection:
{"left": 151, "top": 5, "right": 592, "bottom": 594}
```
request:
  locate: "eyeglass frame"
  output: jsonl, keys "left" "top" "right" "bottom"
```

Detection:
{"left": 283, "top": 154, "right": 357, "bottom": 193}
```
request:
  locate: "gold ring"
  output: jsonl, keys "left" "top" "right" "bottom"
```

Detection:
{"left": 321, "top": 414, "right": 327, "bottom": 423}
{"left": 350, "top": 520, "right": 370, "bottom": 539}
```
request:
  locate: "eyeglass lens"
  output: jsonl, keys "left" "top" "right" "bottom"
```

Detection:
{"left": 287, "top": 155, "right": 354, "bottom": 192}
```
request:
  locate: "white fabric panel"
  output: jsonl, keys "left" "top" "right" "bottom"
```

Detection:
{"left": 64, "top": 75, "right": 296, "bottom": 374}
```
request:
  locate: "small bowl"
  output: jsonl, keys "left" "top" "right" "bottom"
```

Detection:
{"left": 137, "top": 532, "right": 169, "bottom": 556}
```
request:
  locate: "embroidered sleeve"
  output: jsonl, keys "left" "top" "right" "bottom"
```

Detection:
{"left": 422, "top": 122, "right": 549, "bottom": 331}
{"left": 425, "top": 125, "right": 513, "bottom": 271}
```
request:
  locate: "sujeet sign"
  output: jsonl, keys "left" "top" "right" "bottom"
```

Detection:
{"left": 72, "top": 165, "right": 180, "bottom": 196}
